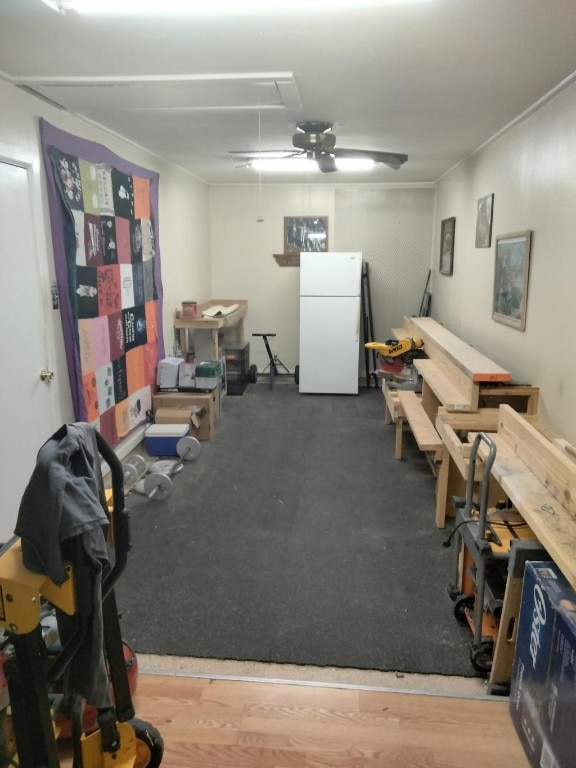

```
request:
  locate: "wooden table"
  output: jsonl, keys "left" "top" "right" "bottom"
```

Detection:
{"left": 173, "top": 299, "right": 247, "bottom": 360}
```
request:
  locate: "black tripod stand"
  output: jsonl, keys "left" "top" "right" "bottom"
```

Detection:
{"left": 250, "top": 333, "right": 295, "bottom": 389}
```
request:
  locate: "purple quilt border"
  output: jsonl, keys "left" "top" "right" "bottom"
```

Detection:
{"left": 39, "top": 118, "right": 165, "bottom": 425}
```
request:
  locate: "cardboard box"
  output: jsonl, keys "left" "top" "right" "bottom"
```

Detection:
{"left": 145, "top": 423, "right": 189, "bottom": 456}
{"left": 543, "top": 593, "right": 576, "bottom": 767}
{"left": 156, "top": 357, "right": 183, "bottom": 389}
{"left": 153, "top": 391, "right": 216, "bottom": 440}
{"left": 510, "top": 561, "right": 576, "bottom": 767}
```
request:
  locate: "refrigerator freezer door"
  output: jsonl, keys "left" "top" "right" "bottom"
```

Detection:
{"left": 299, "top": 295, "right": 360, "bottom": 394}
{"left": 300, "top": 252, "right": 362, "bottom": 297}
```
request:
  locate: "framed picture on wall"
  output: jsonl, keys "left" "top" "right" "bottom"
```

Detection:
{"left": 284, "top": 216, "right": 328, "bottom": 254}
{"left": 492, "top": 230, "right": 532, "bottom": 331}
{"left": 439, "top": 217, "right": 455, "bottom": 275}
{"left": 475, "top": 193, "right": 494, "bottom": 248}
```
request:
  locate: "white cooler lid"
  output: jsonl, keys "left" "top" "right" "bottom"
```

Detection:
{"left": 145, "top": 424, "right": 190, "bottom": 437}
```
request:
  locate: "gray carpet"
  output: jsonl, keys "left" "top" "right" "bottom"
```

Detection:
{"left": 114, "top": 381, "right": 476, "bottom": 676}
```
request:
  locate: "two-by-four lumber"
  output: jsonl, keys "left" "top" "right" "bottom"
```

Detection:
{"left": 415, "top": 358, "right": 478, "bottom": 411}
{"left": 479, "top": 405, "right": 576, "bottom": 592}
{"left": 396, "top": 390, "right": 448, "bottom": 527}
{"left": 435, "top": 408, "right": 500, "bottom": 479}
{"left": 406, "top": 316, "right": 512, "bottom": 383}
{"left": 397, "top": 391, "right": 443, "bottom": 453}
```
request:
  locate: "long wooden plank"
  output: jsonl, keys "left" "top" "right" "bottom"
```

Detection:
{"left": 436, "top": 419, "right": 472, "bottom": 479}
{"left": 382, "top": 381, "right": 401, "bottom": 422}
{"left": 497, "top": 405, "right": 576, "bottom": 521}
{"left": 397, "top": 391, "right": 442, "bottom": 451}
{"left": 477, "top": 424, "right": 576, "bottom": 591}
{"left": 435, "top": 409, "right": 500, "bottom": 478}
{"left": 482, "top": 434, "right": 576, "bottom": 590}
{"left": 436, "top": 407, "right": 500, "bottom": 432}
{"left": 409, "top": 316, "right": 511, "bottom": 383}
{"left": 414, "top": 359, "right": 476, "bottom": 411}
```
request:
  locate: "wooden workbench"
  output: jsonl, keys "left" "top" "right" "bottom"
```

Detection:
{"left": 173, "top": 299, "right": 247, "bottom": 360}
{"left": 460, "top": 405, "right": 576, "bottom": 692}
{"left": 478, "top": 405, "right": 576, "bottom": 592}
{"left": 382, "top": 317, "right": 539, "bottom": 527}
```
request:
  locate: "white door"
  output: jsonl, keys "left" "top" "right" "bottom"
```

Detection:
{"left": 299, "top": 295, "right": 360, "bottom": 394}
{"left": 0, "top": 160, "right": 54, "bottom": 542}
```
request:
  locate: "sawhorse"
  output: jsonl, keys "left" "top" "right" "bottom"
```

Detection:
{"left": 252, "top": 333, "right": 291, "bottom": 389}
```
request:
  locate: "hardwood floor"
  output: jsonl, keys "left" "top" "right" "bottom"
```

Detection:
{"left": 130, "top": 673, "right": 530, "bottom": 767}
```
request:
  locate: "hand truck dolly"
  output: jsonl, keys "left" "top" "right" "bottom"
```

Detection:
{"left": 250, "top": 333, "right": 299, "bottom": 389}
{"left": 0, "top": 426, "right": 163, "bottom": 768}
{"left": 446, "top": 431, "right": 538, "bottom": 674}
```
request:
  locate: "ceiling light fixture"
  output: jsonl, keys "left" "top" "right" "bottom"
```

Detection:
{"left": 250, "top": 157, "right": 376, "bottom": 173}
{"left": 45, "top": 0, "right": 431, "bottom": 15}
{"left": 251, "top": 159, "right": 319, "bottom": 173}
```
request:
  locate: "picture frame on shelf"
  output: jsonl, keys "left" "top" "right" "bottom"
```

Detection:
{"left": 475, "top": 193, "right": 494, "bottom": 248}
{"left": 492, "top": 230, "right": 532, "bottom": 331}
{"left": 439, "top": 217, "right": 455, "bottom": 275}
{"left": 284, "top": 216, "right": 328, "bottom": 254}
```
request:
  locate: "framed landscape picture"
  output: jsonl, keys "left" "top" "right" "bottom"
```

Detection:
{"left": 475, "top": 193, "right": 494, "bottom": 248}
{"left": 492, "top": 230, "right": 532, "bottom": 331}
{"left": 439, "top": 217, "right": 455, "bottom": 275}
{"left": 284, "top": 216, "right": 328, "bottom": 254}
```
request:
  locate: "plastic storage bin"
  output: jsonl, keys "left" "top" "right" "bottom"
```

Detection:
{"left": 224, "top": 341, "right": 250, "bottom": 395}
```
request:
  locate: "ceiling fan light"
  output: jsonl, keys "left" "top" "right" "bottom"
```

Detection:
{"left": 250, "top": 159, "right": 319, "bottom": 173}
{"left": 334, "top": 158, "right": 376, "bottom": 171}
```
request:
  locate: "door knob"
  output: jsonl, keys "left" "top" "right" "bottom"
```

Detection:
{"left": 40, "top": 369, "right": 54, "bottom": 382}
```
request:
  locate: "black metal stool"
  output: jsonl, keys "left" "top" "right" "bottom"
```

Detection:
{"left": 251, "top": 333, "right": 292, "bottom": 389}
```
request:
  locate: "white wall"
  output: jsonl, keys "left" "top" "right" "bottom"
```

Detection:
{"left": 209, "top": 184, "right": 434, "bottom": 374}
{"left": 0, "top": 79, "right": 210, "bottom": 442}
{"left": 433, "top": 81, "right": 576, "bottom": 441}
{"left": 209, "top": 185, "right": 334, "bottom": 371}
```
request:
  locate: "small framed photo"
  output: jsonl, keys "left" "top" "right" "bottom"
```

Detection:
{"left": 475, "top": 193, "right": 494, "bottom": 248}
{"left": 492, "top": 230, "right": 532, "bottom": 331}
{"left": 284, "top": 216, "right": 328, "bottom": 254}
{"left": 439, "top": 217, "right": 455, "bottom": 275}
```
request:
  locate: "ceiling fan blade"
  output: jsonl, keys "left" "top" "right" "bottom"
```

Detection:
{"left": 228, "top": 149, "right": 298, "bottom": 157}
{"left": 333, "top": 148, "right": 408, "bottom": 170}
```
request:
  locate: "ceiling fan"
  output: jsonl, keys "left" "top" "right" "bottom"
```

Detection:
{"left": 231, "top": 121, "right": 408, "bottom": 173}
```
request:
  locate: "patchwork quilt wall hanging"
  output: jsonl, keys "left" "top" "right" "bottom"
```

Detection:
{"left": 40, "top": 119, "right": 165, "bottom": 447}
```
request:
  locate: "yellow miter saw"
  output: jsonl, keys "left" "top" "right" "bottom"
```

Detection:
{"left": 365, "top": 336, "right": 425, "bottom": 384}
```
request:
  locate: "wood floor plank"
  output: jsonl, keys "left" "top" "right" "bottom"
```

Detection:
{"left": 131, "top": 674, "right": 530, "bottom": 768}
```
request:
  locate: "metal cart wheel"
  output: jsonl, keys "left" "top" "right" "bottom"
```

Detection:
{"left": 248, "top": 364, "right": 258, "bottom": 383}
{"left": 470, "top": 639, "right": 494, "bottom": 673}
{"left": 453, "top": 593, "right": 474, "bottom": 625}
{"left": 294, "top": 365, "right": 299, "bottom": 385}
{"left": 131, "top": 719, "right": 164, "bottom": 768}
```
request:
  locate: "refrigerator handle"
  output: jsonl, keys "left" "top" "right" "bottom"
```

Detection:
{"left": 355, "top": 307, "right": 360, "bottom": 341}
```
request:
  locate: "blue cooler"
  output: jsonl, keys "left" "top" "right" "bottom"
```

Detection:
{"left": 145, "top": 424, "right": 189, "bottom": 456}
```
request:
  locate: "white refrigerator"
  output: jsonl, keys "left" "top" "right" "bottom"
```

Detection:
{"left": 299, "top": 251, "right": 362, "bottom": 394}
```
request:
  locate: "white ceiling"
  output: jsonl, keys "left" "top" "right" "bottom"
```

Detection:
{"left": 1, "top": 0, "right": 576, "bottom": 185}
